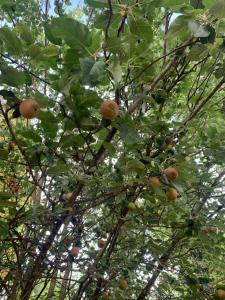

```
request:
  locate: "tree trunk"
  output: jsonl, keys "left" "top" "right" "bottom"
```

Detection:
{"left": 46, "top": 268, "right": 58, "bottom": 300}
{"left": 58, "top": 263, "right": 72, "bottom": 300}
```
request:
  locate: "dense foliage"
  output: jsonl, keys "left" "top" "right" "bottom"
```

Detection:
{"left": 0, "top": 0, "right": 225, "bottom": 299}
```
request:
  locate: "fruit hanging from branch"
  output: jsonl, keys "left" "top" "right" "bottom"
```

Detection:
{"left": 164, "top": 167, "right": 178, "bottom": 181}
{"left": 100, "top": 99, "right": 119, "bottom": 120}
{"left": 148, "top": 176, "right": 161, "bottom": 187}
{"left": 19, "top": 99, "right": 40, "bottom": 119}
{"left": 98, "top": 239, "right": 106, "bottom": 249}
{"left": 70, "top": 246, "right": 80, "bottom": 257}
{"left": 166, "top": 188, "right": 178, "bottom": 201}
{"left": 215, "top": 289, "right": 225, "bottom": 299}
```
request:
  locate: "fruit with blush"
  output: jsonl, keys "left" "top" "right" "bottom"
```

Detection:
{"left": 100, "top": 100, "right": 119, "bottom": 120}
{"left": 164, "top": 167, "right": 178, "bottom": 181}
{"left": 19, "top": 99, "right": 40, "bottom": 119}
{"left": 166, "top": 188, "right": 178, "bottom": 201}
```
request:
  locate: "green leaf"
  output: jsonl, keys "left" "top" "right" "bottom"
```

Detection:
{"left": 188, "top": 44, "right": 208, "bottom": 61}
{"left": 0, "top": 149, "right": 8, "bottom": 159}
{"left": 38, "top": 111, "right": 59, "bottom": 138}
{"left": 129, "top": 18, "right": 153, "bottom": 41}
{"left": 126, "top": 159, "right": 145, "bottom": 174}
{"left": 40, "top": 45, "right": 59, "bottom": 59}
{"left": 0, "top": 200, "right": 17, "bottom": 207}
{"left": 34, "top": 91, "right": 55, "bottom": 108}
{"left": 0, "top": 192, "right": 12, "bottom": 200}
{"left": 210, "top": 0, "right": 225, "bottom": 18}
{"left": 167, "top": 16, "right": 191, "bottom": 41}
{"left": 108, "top": 58, "right": 123, "bottom": 87}
{"left": 103, "top": 142, "right": 116, "bottom": 156}
{"left": 162, "top": 0, "right": 189, "bottom": 9}
{"left": 17, "top": 23, "right": 34, "bottom": 45}
{"left": 0, "top": 66, "right": 26, "bottom": 87}
{"left": 0, "top": 220, "right": 8, "bottom": 237}
{"left": 47, "top": 160, "right": 69, "bottom": 175}
{"left": 60, "top": 134, "right": 85, "bottom": 148}
{"left": 89, "top": 28, "right": 103, "bottom": 54}
{"left": 190, "top": 0, "right": 204, "bottom": 8}
{"left": 84, "top": 0, "right": 108, "bottom": 8}
{"left": 203, "top": 0, "right": 219, "bottom": 8}
{"left": 28, "top": 44, "right": 42, "bottom": 59}
{"left": 79, "top": 117, "right": 99, "bottom": 131}
{"left": 0, "top": 27, "right": 22, "bottom": 55}
{"left": 0, "top": 0, "right": 13, "bottom": 5}
{"left": 46, "top": 17, "right": 91, "bottom": 48}
{"left": 217, "top": 19, "right": 225, "bottom": 34}
{"left": 44, "top": 22, "right": 62, "bottom": 45}
{"left": 80, "top": 58, "right": 106, "bottom": 86}
{"left": 119, "top": 120, "right": 140, "bottom": 146}
{"left": 104, "top": 35, "right": 135, "bottom": 55}
{"left": 19, "top": 129, "right": 42, "bottom": 143}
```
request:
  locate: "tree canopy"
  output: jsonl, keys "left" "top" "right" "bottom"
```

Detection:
{"left": 0, "top": 0, "right": 225, "bottom": 299}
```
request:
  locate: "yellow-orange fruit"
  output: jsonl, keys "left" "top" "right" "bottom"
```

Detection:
{"left": 19, "top": 99, "right": 40, "bottom": 119}
{"left": 70, "top": 246, "right": 80, "bottom": 257}
{"left": 98, "top": 239, "right": 106, "bottom": 248}
{"left": 118, "top": 278, "right": 128, "bottom": 289}
{"left": 148, "top": 177, "right": 161, "bottom": 187}
{"left": 215, "top": 290, "right": 225, "bottom": 299}
{"left": 166, "top": 188, "right": 178, "bottom": 201}
{"left": 100, "top": 99, "right": 119, "bottom": 120}
{"left": 164, "top": 167, "right": 178, "bottom": 181}
{"left": 128, "top": 202, "right": 136, "bottom": 211}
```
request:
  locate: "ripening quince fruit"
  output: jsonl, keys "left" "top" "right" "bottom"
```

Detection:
{"left": 100, "top": 99, "right": 119, "bottom": 120}
{"left": 98, "top": 239, "right": 106, "bottom": 249}
{"left": 148, "top": 176, "right": 161, "bottom": 187}
{"left": 215, "top": 289, "right": 225, "bottom": 299}
{"left": 163, "top": 167, "right": 178, "bottom": 181}
{"left": 166, "top": 188, "right": 178, "bottom": 201}
{"left": 19, "top": 99, "right": 40, "bottom": 119}
{"left": 70, "top": 246, "right": 80, "bottom": 257}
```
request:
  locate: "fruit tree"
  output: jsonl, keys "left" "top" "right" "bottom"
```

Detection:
{"left": 0, "top": 0, "right": 225, "bottom": 299}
